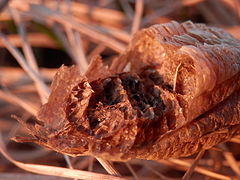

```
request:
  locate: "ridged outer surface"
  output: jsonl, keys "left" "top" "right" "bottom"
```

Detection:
{"left": 15, "top": 21, "right": 240, "bottom": 161}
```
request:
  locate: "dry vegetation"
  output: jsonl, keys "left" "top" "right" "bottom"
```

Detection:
{"left": 0, "top": 0, "right": 240, "bottom": 180}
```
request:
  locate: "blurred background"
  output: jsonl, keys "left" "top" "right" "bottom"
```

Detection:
{"left": 0, "top": 0, "right": 240, "bottom": 180}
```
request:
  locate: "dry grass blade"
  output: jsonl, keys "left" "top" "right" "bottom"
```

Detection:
{"left": 96, "top": 157, "right": 121, "bottom": 176}
{"left": 10, "top": 8, "right": 39, "bottom": 72}
{"left": 0, "top": 33, "right": 58, "bottom": 48}
{"left": 10, "top": 9, "right": 50, "bottom": 104}
{"left": 131, "top": 0, "right": 144, "bottom": 35}
{"left": 63, "top": 155, "right": 74, "bottom": 169}
{"left": 143, "top": 162, "right": 178, "bottom": 180}
{"left": 196, "top": 2, "right": 223, "bottom": 26}
{"left": 0, "top": 133, "right": 127, "bottom": 180}
{"left": 75, "top": 157, "right": 92, "bottom": 170}
{"left": 20, "top": 4, "right": 127, "bottom": 53}
{"left": 161, "top": 159, "right": 233, "bottom": 180}
{"left": 181, "top": 149, "right": 205, "bottom": 180}
{"left": 46, "top": 0, "right": 126, "bottom": 24}
{"left": 51, "top": 24, "right": 76, "bottom": 61}
{"left": 63, "top": 155, "right": 77, "bottom": 180}
{"left": 87, "top": 44, "right": 106, "bottom": 60}
{"left": 141, "top": 3, "right": 177, "bottom": 27}
{"left": 0, "top": 173, "right": 69, "bottom": 180}
{"left": 209, "top": 0, "right": 239, "bottom": 25}
{"left": 0, "top": 89, "right": 38, "bottom": 116}
{"left": 91, "top": 25, "right": 131, "bottom": 43}
{"left": 0, "top": 105, "right": 19, "bottom": 117}
{"left": 0, "top": 32, "right": 50, "bottom": 103}
{"left": 218, "top": 144, "right": 240, "bottom": 178}
{"left": 5, "top": 149, "right": 50, "bottom": 162}
{"left": 65, "top": 27, "right": 88, "bottom": 74}
{"left": 72, "top": 31, "right": 88, "bottom": 73}
{"left": 141, "top": 0, "right": 203, "bottom": 27}
{"left": 125, "top": 162, "right": 140, "bottom": 180}
{"left": 221, "top": 0, "right": 240, "bottom": 22}
{"left": 119, "top": 0, "right": 134, "bottom": 20}
{"left": 4, "top": 112, "right": 31, "bottom": 144}
{"left": 4, "top": 121, "right": 19, "bottom": 144}
{"left": 88, "top": 156, "right": 94, "bottom": 171}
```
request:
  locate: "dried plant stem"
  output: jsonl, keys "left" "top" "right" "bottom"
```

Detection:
{"left": 162, "top": 159, "right": 232, "bottom": 180}
{"left": 222, "top": 0, "right": 240, "bottom": 22}
{"left": 10, "top": 9, "right": 51, "bottom": 104}
{"left": 96, "top": 157, "right": 121, "bottom": 176}
{"left": 72, "top": 31, "right": 88, "bottom": 72}
{"left": 0, "top": 32, "right": 50, "bottom": 103}
{"left": 131, "top": 0, "right": 144, "bottom": 35}
{"left": 0, "top": 133, "right": 126, "bottom": 180}
{"left": 0, "top": 89, "right": 38, "bottom": 116}
{"left": 63, "top": 155, "right": 78, "bottom": 180}
{"left": 52, "top": 24, "right": 76, "bottom": 60}
{"left": 125, "top": 162, "right": 140, "bottom": 180}
{"left": 218, "top": 144, "right": 240, "bottom": 178}
{"left": 141, "top": 0, "right": 203, "bottom": 27}
{"left": 181, "top": 149, "right": 205, "bottom": 180}
{"left": 0, "top": 173, "right": 69, "bottom": 180}
{"left": 196, "top": 3, "right": 223, "bottom": 26}
{"left": 119, "top": 0, "right": 134, "bottom": 20}
{"left": 76, "top": 157, "right": 92, "bottom": 170}
{"left": 2, "top": 12, "right": 87, "bottom": 179}
{"left": 4, "top": 122, "right": 19, "bottom": 144}
{"left": 52, "top": 16, "right": 126, "bottom": 53}
{"left": 0, "top": 33, "right": 57, "bottom": 48}
{"left": 208, "top": 0, "right": 238, "bottom": 25}
{"left": 0, "top": 105, "right": 19, "bottom": 117}
{"left": 182, "top": 158, "right": 240, "bottom": 168}
{"left": 64, "top": 155, "right": 74, "bottom": 169}
{"left": 141, "top": 2, "right": 178, "bottom": 27}
{"left": 20, "top": 5, "right": 126, "bottom": 53}
{"left": 87, "top": 43, "right": 106, "bottom": 60}
{"left": 91, "top": 25, "right": 131, "bottom": 43}
{"left": 3, "top": 149, "right": 50, "bottom": 163}
{"left": 88, "top": 156, "right": 94, "bottom": 172}
{"left": 143, "top": 162, "right": 177, "bottom": 180}
{"left": 208, "top": 149, "right": 223, "bottom": 174}
{"left": 46, "top": 0, "right": 126, "bottom": 24}
{"left": 10, "top": 9, "right": 39, "bottom": 72}
{"left": 65, "top": 27, "right": 88, "bottom": 74}
{"left": 4, "top": 0, "right": 127, "bottom": 25}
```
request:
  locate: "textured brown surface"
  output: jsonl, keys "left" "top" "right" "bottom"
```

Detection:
{"left": 115, "top": 20, "right": 240, "bottom": 121}
{"left": 14, "top": 21, "right": 240, "bottom": 161}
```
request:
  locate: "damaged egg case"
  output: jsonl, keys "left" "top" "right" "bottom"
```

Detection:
{"left": 14, "top": 21, "right": 240, "bottom": 161}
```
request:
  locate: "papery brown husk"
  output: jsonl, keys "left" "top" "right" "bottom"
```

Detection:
{"left": 15, "top": 21, "right": 240, "bottom": 161}
{"left": 113, "top": 21, "right": 240, "bottom": 122}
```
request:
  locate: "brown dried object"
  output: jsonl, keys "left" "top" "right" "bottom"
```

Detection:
{"left": 14, "top": 21, "right": 240, "bottom": 161}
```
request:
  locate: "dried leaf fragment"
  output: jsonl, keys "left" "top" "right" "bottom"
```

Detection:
{"left": 14, "top": 21, "right": 240, "bottom": 161}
